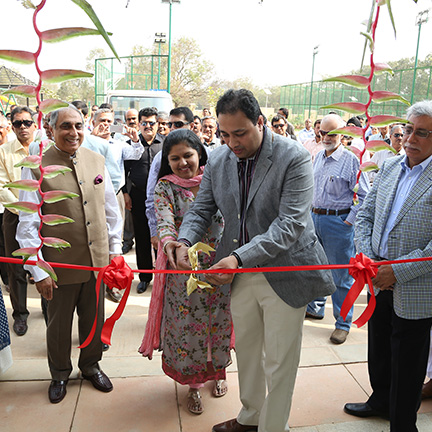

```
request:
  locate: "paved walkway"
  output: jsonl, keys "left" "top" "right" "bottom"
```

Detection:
{"left": 1, "top": 250, "right": 432, "bottom": 432}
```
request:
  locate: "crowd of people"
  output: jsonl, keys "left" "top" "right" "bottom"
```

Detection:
{"left": 0, "top": 90, "right": 432, "bottom": 432}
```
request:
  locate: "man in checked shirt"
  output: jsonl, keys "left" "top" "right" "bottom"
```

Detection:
{"left": 306, "top": 113, "right": 370, "bottom": 344}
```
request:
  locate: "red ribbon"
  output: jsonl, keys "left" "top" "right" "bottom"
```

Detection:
{"left": 78, "top": 256, "right": 133, "bottom": 348}
{"left": 340, "top": 253, "right": 378, "bottom": 328}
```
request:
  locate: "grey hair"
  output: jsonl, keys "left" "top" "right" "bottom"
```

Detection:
{"left": 49, "top": 105, "right": 83, "bottom": 130}
{"left": 157, "top": 111, "right": 169, "bottom": 121}
{"left": 94, "top": 108, "right": 113, "bottom": 123}
{"left": 390, "top": 124, "right": 403, "bottom": 135}
{"left": 201, "top": 116, "right": 217, "bottom": 124}
{"left": 406, "top": 100, "right": 432, "bottom": 119}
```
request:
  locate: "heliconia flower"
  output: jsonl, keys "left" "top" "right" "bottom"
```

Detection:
{"left": 36, "top": 259, "right": 58, "bottom": 282}
{"left": 41, "top": 140, "right": 55, "bottom": 154}
{"left": 43, "top": 237, "right": 71, "bottom": 250}
{"left": 39, "top": 99, "right": 69, "bottom": 114}
{"left": 12, "top": 247, "right": 38, "bottom": 264}
{"left": 372, "top": 91, "right": 410, "bottom": 105}
{"left": 353, "top": 184, "right": 359, "bottom": 194}
{"left": 41, "top": 27, "right": 112, "bottom": 43}
{"left": 43, "top": 190, "right": 79, "bottom": 203}
{"left": 374, "top": 62, "right": 393, "bottom": 75}
{"left": 2, "top": 85, "right": 37, "bottom": 97}
{"left": 360, "top": 161, "right": 379, "bottom": 172}
{"left": 94, "top": 174, "right": 103, "bottom": 184}
{"left": 3, "top": 179, "right": 39, "bottom": 192}
{"left": 34, "top": 130, "right": 44, "bottom": 143}
{"left": 40, "top": 69, "right": 93, "bottom": 83}
{"left": 4, "top": 201, "right": 39, "bottom": 213}
{"left": 14, "top": 155, "right": 41, "bottom": 169}
{"left": 329, "top": 126, "right": 364, "bottom": 138}
{"left": 369, "top": 115, "right": 410, "bottom": 127}
{"left": 323, "top": 75, "right": 370, "bottom": 89}
{"left": 346, "top": 146, "right": 362, "bottom": 159}
{"left": 365, "top": 140, "right": 397, "bottom": 154}
{"left": 361, "top": 31, "right": 374, "bottom": 51}
{"left": 42, "top": 165, "right": 72, "bottom": 179}
{"left": 320, "top": 102, "right": 367, "bottom": 115}
{"left": 0, "top": 50, "right": 35, "bottom": 64}
{"left": 42, "top": 214, "right": 74, "bottom": 226}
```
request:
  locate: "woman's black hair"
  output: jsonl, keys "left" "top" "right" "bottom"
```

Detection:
{"left": 157, "top": 129, "right": 208, "bottom": 179}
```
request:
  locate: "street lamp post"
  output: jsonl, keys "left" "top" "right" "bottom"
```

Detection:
{"left": 308, "top": 45, "right": 319, "bottom": 119}
{"left": 154, "top": 33, "right": 166, "bottom": 90}
{"left": 411, "top": 9, "right": 429, "bottom": 104}
{"left": 162, "top": 0, "right": 180, "bottom": 94}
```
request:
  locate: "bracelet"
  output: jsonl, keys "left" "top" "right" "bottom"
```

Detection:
{"left": 162, "top": 241, "right": 173, "bottom": 255}
{"left": 230, "top": 251, "right": 243, "bottom": 268}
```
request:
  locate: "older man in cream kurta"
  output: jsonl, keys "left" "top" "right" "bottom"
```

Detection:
{"left": 17, "top": 107, "right": 122, "bottom": 404}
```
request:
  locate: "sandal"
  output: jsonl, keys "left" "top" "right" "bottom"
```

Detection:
{"left": 213, "top": 379, "right": 228, "bottom": 397}
{"left": 187, "top": 389, "right": 204, "bottom": 414}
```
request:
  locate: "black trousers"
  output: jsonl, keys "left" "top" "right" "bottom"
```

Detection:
{"left": 367, "top": 290, "right": 432, "bottom": 432}
{"left": 130, "top": 186, "right": 153, "bottom": 283}
{"left": 0, "top": 213, "right": 9, "bottom": 286}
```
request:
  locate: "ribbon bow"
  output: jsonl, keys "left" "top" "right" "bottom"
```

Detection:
{"left": 79, "top": 256, "right": 133, "bottom": 348}
{"left": 186, "top": 242, "right": 215, "bottom": 295}
{"left": 340, "top": 253, "right": 378, "bottom": 328}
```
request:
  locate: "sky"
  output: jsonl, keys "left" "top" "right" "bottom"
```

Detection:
{"left": 3, "top": 0, "right": 432, "bottom": 91}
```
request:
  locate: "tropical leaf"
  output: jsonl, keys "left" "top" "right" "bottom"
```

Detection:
{"left": 43, "top": 237, "right": 71, "bottom": 250}
{"left": 323, "top": 75, "right": 370, "bottom": 89}
{"left": 0, "top": 50, "right": 35, "bottom": 64}
{"left": 39, "top": 99, "right": 69, "bottom": 114}
{"left": 385, "top": 0, "right": 397, "bottom": 38}
{"left": 372, "top": 91, "right": 410, "bottom": 105}
{"left": 320, "top": 102, "right": 367, "bottom": 115}
{"left": 42, "top": 165, "right": 73, "bottom": 179}
{"left": 40, "top": 69, "right": 93, "bottom": 83}
{"left": 4, "top": 201, "right": 39, "bottom": 213}
{"left": 36, "top": 259, "right": 57, "bottom": 281}
{"left": 42, "top": 214, "right": 74, "bottom": 226}
{"left": 360, "top": 0, "right": 375, "bottom": 71}
{"left": 14, "top": 155, "right": 41, "bottom": 169}
{"left": 329, "top": 126, "right": 364, "bottom": 138}
{"left": 2, "top": 85, "right": 36, "bottom": 97}
{"left": 369, "top": 115, "right": 410, "bottom": 126}
{"left": 360, "top": 31, "right": 374, "bottom": 52}
{"left": 3, "top": 179, "right": 39, "bottom": 192}
{"left": 41, "top": 27, "right": 113, "bottom": 43}
{"left": 19, "top": 0, "right": 37, "bottom": 8}
{"left": 12, "top": 247, "right": 38, "bottom": 264}
{"left": 43, "top": 190, "right": 79, "bottom": 203}
{"left": 360, "top": 161, "right": 380, "bottom": 172}
{"left": 71, "top": 0, "right": 120, "bottom": 61}
{"left": 365, "top": 140, "right": 398, "bottom": 154}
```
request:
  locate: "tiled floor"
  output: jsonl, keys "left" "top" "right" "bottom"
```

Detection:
{"left": 1, "top": 250, "right": 432, "bottom": 431}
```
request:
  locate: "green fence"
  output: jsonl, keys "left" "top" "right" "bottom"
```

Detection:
{"left": 95, "top": 55, "right": 169, "bottom": 105}
{"left": 280, "top": 65, "right": 432, "bottom": 120}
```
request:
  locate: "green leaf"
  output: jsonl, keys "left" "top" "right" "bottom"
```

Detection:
{"left": 71, "top": 0, "right": 120, "bottom": 61}
{"left": 2, "top": 85, "right": 36, "bottom": 97}
{"left": 360, "top": 161, "right": 379, "bottom": 172}
{"left": 330, "top": 126, "right": 364, "bottom": 138}
{"left": 43, "top": 190, "right": 79, "bottom": 203}
{"left": 41, "top": 27, "right": 113, "bottom": 43}
{"left": 40, "top": 69, "right": 93, "bottom": 83}
{"left": 320, "top": 102, "right": 367, "bottom": 115}
{"left": 360, "top": 31, "right": 374, "bottom": 52}
{"left": 42, "top": 165, "right": 73, "bottom": 179}
{"left": 323, "top": 75, "right": 370, "bottom": 89}
{"left": 3, "top": 179, "right": 39, "bottom": 192}
{"left": 360, "top": 0, "right": 375, "bottom": 71}
{"left": 0, "top": 50, "right": 35, "bottom": 64}
{"left": 19, "top": 0, "right": 36, "bottom": 9}
{"left": 4, "top": 201, "right": 39, "bottom": 213}
{"left": 365, "top": 140, "right": 398, "bottom": 154}
{"left": 14, "top": 155, "right": 41, "bottom": 169}
{"left": 369, "top": 115, "right": 410, "bottom": 127}
{"left": 42, "top": 214, "right": 74, "bottom": 226}
{"left": 372, "top": 91, "right": 410, "bottom": 106}
{"left": 43, "top": 237, "right": 71, "bottom": 250}
{"left": 36, "top": 259, "right": 58, "bottom": 281}
{"left": 385, "top": 0, "right": 397, "bottom": 38}
{"left": 12, "top": 247, "right": 38, "bottom": 264}
{"left": 39, "top": 99, "right": 69, "bottom": 114}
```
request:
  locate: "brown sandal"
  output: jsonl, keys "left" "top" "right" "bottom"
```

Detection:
{"left": 187, "top": 389, "right": 204, "bottom": 414}
{"left": 213, "top": 379, "right": 228, "bottom": 397}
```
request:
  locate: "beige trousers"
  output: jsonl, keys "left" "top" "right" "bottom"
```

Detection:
{"left": 231, "top": 273, "right": 306, "bottom": 432}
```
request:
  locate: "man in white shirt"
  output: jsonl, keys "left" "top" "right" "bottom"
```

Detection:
{"left": 298, "top": 118, "right": 315, "bottom": 144}
{"left": 369, "top": 125, "right": 389, "bottom": 142}
{"left": 202, "top": 116, "right": 221, "bottom": 150}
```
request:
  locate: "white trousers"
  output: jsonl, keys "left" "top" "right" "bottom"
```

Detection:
{"left": 231, "top": 273, "right": 305, "bottom": 432}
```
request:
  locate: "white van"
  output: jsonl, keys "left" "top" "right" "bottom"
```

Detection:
{"left": 105, "top": 90, "right": 173, "bottom": 120}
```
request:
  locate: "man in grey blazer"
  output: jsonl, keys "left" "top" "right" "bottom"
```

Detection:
{"left": 344, "top": 100, "right": 432, "bottom": 432}
{"left": 166, "top": 89, "right": 335, "bottom": 432}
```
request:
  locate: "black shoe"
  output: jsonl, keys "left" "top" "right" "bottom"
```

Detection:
{"left": 49, "top": 380, "right": 68, "bottom": 404}
{"left": 106, "top": 287, "right": 122, "bottom": 303}
{"left": 122, "top": 243, "right": 133, "bottom": 254}
{"left": 305, "top": 311, "right": 324, "bottom": 320}
{"left": 102, "top": 343, "right": 110, "bottom": 352}
{"left": 344, "top": 402, "right": 389, "bottom": 419}
{"left": 13, "top": 318, "right": 28, "bottom": 336}
{"left": 137, "top": 281, "right": 149, "bottom": 294}
{"left": 82, "top": 370, "right": 113, "bottom": 393}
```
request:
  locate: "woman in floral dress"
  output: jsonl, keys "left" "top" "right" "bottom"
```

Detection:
{"left": 139, "top": 129, "right": 232, "bottom": 414}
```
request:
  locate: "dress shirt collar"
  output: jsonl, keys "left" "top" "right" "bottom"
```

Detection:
{"left": 321, "top": 143, "right": 344, "bottom": 161}
{"left": 400, "top": 153, "right": 432, "bottom": 173}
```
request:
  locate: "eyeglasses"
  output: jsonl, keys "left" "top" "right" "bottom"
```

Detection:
{"left": 319, "top": 130, "right": 337, "bottom": 137}
{"left": 392, "top": 133, "right": 404, "bottom": 138}
{"left": 272, "top": 123, "right": 286, "bottom": 129}
{"left": 12, "top": 119, "right": 34, "bottom": 128}
{"left": 168, "top": 121, "right": 189, "bottom": 129}
{"left": 403, "top": 126, "right": 432, "bottom": 139}
{"left": 140, "top": 121, "right": 157, "bottom": 127}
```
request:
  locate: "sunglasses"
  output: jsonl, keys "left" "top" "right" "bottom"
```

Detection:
{"left": 12, "top": 119, "right": 34, "bottom": 128}
{"left": 403, "top": 127, "right": 432, "bottom": 139}
{"left": 168, "top": 120, "right": 189, "bottom": 129}
{"left": 393, "top": 133, "right": 404, "bottom": 138}
{"left": 319, "top": 130, "right": 337, "bottom": 137}
{"left": 140, "top": 121, "right": 157, "bottom": 127}
{"left": 272, "top": 123, "right": 286, "bottom": 129}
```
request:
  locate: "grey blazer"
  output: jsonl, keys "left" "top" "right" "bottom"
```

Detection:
{"left": 178, "top": 128, "right": 335, "bottom": 308}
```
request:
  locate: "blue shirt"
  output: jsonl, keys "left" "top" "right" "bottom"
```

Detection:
{"left": 379, "top": 154, "right": 432, "bottom": 259}
{"left": 312, "top": 144, "right": 370, "bottom": 225}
